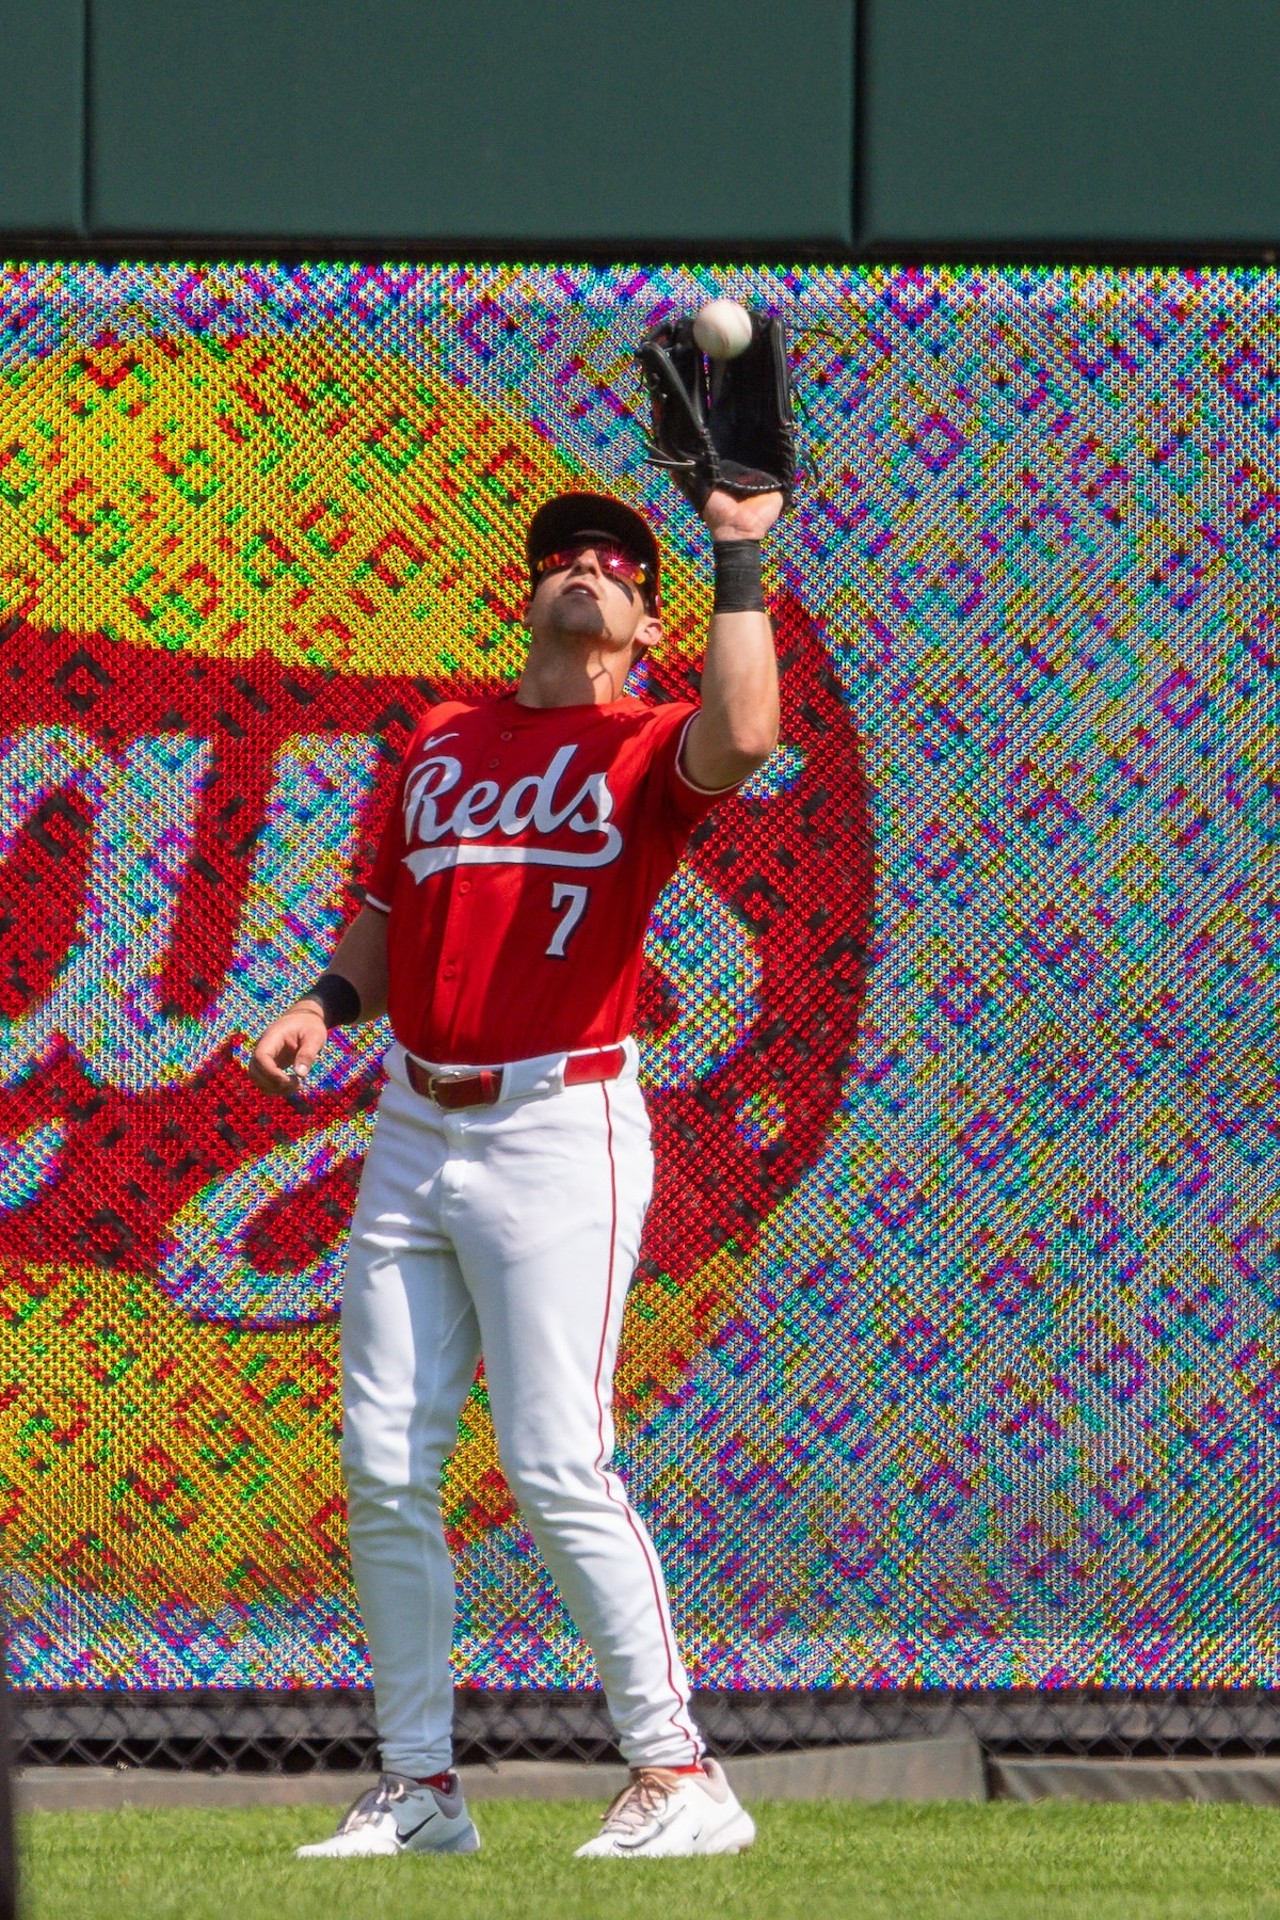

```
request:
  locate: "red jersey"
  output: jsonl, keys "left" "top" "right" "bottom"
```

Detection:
{"left": 363, "top": 693, "right": 727, "bottom": 1065}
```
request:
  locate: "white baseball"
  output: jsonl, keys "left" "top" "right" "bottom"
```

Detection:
{"left": 692, "top": 298, "right": 753, "bottom": 360}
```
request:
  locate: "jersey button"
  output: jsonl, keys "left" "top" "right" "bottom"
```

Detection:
{"left": 459, "top": 880, "right": 471, "bottom": 894}
{"left": 501, "top": 730, "right": 513, "bottom": 742}
{"left": 488, "top": 757, "right": 500, "bottom": 769}
{"left": 443, "top": 963, "right": 457, "bottom": 979}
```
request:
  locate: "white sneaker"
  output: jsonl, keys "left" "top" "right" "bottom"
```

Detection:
{"left": 574, "top": 1758, "right": 755, "bottom": 1858}
{"left": 295, "top": 1771, "right": 480, "bottom": 1857}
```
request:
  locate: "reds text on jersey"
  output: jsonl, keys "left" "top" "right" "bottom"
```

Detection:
{"left": 364, "top": 695, "right": 726, "bottom": 1065}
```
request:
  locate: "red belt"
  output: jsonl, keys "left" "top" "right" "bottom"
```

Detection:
{"left": 404, "top": 1046, "right": 627, "bottom": 1110}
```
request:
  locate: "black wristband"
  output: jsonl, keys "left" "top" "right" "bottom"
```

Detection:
{"left": 300, "top": 972, "right": 362, "bottom": 1028}
{"left": 712, "top": 539, "right": 766, "bottom": 613}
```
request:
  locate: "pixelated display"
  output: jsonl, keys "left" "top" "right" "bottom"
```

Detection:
{"left": 0, "top": 264, "right": 1275, "bottom": 1692}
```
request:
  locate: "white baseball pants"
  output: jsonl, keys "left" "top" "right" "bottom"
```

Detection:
{"left": 339, "top": 1040, "right": 704, "bottom": 1775}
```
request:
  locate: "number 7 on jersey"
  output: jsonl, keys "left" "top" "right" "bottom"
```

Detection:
{"left": 546, "top": 882, "right": 589, "bottom": 957}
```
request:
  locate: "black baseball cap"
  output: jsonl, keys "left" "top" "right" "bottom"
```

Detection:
{"left": 526, "top": 492, "right": 661, "bottom": 610}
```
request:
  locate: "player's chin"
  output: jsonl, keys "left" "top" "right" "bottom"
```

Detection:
{"left": 548, "top": 596, "right": 606, "bottom": 636}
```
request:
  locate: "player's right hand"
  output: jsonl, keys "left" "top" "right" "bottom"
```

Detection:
{"left": 247, "top": 1005, "right": 329, "bottom": 1095}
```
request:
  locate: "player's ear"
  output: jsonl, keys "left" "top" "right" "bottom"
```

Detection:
{"left": 523, "top": 572, "right": 548, "bottom": 630}
{"left": 633, "top": 612, "right": 662, "bottom": 654}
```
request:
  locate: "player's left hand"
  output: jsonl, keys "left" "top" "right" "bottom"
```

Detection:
{"left": 700, "top": 486, "right": 784, "bottom": 543}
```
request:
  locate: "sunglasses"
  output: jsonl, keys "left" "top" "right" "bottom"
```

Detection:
{"left": 534, "top": 540, "right": 653, "bottom": 594}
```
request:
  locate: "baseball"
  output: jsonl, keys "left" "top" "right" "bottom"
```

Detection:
{"left": 693, "top": 298, "right": 753, "bottom": 360}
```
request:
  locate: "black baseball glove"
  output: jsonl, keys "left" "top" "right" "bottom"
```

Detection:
{"left": 636, "top": 311, "right": 797, "bottom": 512}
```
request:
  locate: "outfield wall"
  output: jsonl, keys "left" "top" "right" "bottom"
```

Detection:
{"left": 0, "top": 264, "right": 1274, "bottom": 1701}
{"left": 5, "top": 3, "right": 1280, "bottom": 251}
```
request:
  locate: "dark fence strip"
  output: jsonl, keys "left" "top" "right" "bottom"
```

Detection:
{"left": 14, "top": 1689, "right": 1280, "bottom": 1771}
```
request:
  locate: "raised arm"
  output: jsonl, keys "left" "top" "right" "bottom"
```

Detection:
{"left": 678, "top": 487, "right": 784, "bottom": 793}
{"left": 247, "top": 903, "right": 389, "bottom": 1095}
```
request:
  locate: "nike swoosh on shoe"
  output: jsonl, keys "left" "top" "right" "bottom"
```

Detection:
{"left": 396, "top": 1811, "right": 440, "bottom": 1845}
{"left": 618, "top": 1806, "right": 683, "bottom": 1848}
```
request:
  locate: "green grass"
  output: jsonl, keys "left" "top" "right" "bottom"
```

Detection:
{"left": 20, "top": 1799, "right": 1280, "bottom": 1920}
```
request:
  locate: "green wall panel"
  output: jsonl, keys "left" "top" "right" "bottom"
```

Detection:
{"left": 863, "top": 0, "right": 1280, "bottom": 244}
{"left": 0, "top": 0, "right": 83, "bottom": 233}
{"left": 89, "top": 0, "right": 854, "bottom": 245}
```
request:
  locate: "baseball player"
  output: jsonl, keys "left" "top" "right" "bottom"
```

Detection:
{"left": 249, "top": 479, "right": 781, "bottom": 1859}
